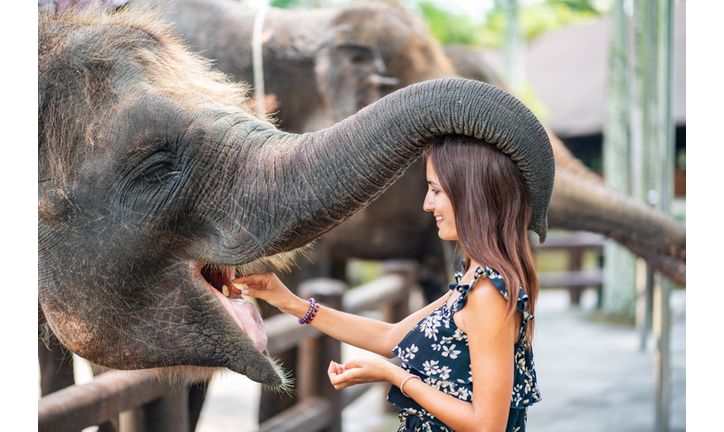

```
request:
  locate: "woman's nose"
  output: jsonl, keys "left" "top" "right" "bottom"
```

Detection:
{"left": 423, "top": 195, "right": 433, "bottom": 212}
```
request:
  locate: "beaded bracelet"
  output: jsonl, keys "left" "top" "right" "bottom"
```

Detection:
{"left": 298, "top": 298, "right": 320, "bottom": 325}
{"left": 400, "top": 374, "right": 421, "bottom": 398}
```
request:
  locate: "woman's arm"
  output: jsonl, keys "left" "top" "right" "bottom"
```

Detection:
{"left": 234, "top": 273, "right": 450, "bottom": 358}
{"left": 328, "top": 277, "right": 519, "bottom": 432}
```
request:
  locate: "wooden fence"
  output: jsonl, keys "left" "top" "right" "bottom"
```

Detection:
{"left": 532, "top": 230, "right": 606, "bottom": 306}
{"left": 38, "top": 261, "right": 417, "bottom": 432}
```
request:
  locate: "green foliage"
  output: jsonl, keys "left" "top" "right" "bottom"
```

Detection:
{"left": 478, "top": 1, "right": 604, "bottom": 47}
{"left": 410, "top": 0, "right": 611, "bottom": 48}
{"left": 269, "top": 0, "right": 324, "bottom": 9}
{"left": 521, "top": 2, "right": 602, "bottom": 41}
{"left": 269, "top": 0, "right": 299, "bottom": 8}
{"left": 518, "top": 80, "right": 550, "bottom": 124}
{"left": 416, "top": 1, "right": 485, "bottom": 46}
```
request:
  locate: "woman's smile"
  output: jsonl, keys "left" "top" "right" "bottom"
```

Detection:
{"left": 423, "top": 160, "right": 458, "bottom": 241}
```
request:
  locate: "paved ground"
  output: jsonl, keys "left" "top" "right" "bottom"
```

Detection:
{"left": 193, "top": 288, "right": 686, "bottom": 432}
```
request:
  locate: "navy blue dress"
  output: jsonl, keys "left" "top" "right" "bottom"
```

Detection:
{"left": 386, "top": 265, "right": 541, "bottom": 431}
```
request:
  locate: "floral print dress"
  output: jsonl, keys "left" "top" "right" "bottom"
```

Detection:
{"left": 386, "top": 265, "right": 541, "bottom": 432}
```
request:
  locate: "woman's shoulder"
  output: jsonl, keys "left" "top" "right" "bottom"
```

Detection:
{"left": 466, "top": 275, "right": 509, "bottom": 311}
{"left": 455, "top": 273, "right": 513, "bottom": 331}
{"left": 459, "top": 264, "right": 507, "bottom": 295}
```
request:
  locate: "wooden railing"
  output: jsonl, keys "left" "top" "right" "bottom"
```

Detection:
{"left": 531, "top": 231, "right": 605, "bottom": 306}
{"left": 38, "top": 261, "right": 417, "bottom": 432}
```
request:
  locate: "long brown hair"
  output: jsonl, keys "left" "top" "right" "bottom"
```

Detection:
{"left": 424, "top": 135, "right": 539, "bottom": 347}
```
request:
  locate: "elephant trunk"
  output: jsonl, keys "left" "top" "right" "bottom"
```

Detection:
{"left": 548, "top": 169, "right": 686, "bottom": 284}
{"left": 244, "top": 78, "right": 555, "bottom": 258}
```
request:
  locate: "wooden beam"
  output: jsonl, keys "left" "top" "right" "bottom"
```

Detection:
{"left": 38, "top": 370, "right": 164, "bottom": 432}
{"left": 258, "top": 398, "right": 332, "bottom": 432}
{"left": 537, "top": 270, "right": 603, "bottom": 288}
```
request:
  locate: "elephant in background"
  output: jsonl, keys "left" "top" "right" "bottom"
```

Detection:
{"left": 443, "top": 44, "right": 508, "bottom": 90}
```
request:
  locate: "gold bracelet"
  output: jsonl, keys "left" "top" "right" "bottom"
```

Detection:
{"left": 400, "top": 374, "right": 421, "bottom": 398}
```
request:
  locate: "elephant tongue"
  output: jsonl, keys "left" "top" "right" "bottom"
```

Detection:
{"left": 212, "top": 288, "right": 267, "bottom": 352}
{"left": 229, "top": 298, "right": 268, "bottom": 353}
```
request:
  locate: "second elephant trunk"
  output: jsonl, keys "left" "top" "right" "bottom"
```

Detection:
{"left": 549, "top": 169, "right": 686, "bottom": 284}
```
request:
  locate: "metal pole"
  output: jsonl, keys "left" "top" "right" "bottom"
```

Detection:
{"left": 653, "top": 0, "right": 675, "bottom": 430}
{"left": 653, "top": 274, "right": 672, "bottom": 432}
{"left": 628, "top": 0, "right": 653, "bottom": 348}
{"left": 629, "top": 1, "right": 675, "bottom": 429}
{"left": 628, "top": 0, "right": 648, "bottom": 207}
{"left": 602, "top": 0, "right": 638, "bottom": 320}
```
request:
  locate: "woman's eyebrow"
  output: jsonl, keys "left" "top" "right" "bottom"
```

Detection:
{"left": 427, "top": 180, "right": 439, "bottom": 186}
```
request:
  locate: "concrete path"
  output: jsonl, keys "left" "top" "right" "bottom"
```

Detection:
{"left": 194, "top": 288, "right": 686, "bottom": 432}
{"left": 525, "top": 290, "right": 686, "bottom": 432}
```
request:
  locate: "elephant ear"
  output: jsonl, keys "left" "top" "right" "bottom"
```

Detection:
{"left": 315, "top": 37, "right": 398, "bottom": 121}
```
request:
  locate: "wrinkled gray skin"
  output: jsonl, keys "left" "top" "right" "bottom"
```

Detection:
{"left": 139, "top": 0, "right": 685, "bottom": 287}
{"left": 38, "top": 7, "right": 552, "bottom": 391}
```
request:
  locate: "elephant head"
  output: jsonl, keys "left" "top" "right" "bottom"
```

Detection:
{"left": 38, "top": 8, "right": 554, "bottom": 388}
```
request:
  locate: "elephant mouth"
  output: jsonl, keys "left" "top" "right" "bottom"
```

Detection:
{"left": 199, "top": 264, "right": 268, "bottom": 353}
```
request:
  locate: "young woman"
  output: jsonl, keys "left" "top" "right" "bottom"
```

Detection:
{"left": 235, "top": 134, "right": 552, "bottom": 432}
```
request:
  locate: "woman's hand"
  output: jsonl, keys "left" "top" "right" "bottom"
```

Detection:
{"left": 233, "top": 273, "right": 300, "bottom": 315}
{"left": 327, "top": 357, "right": 402, "bottom": 390}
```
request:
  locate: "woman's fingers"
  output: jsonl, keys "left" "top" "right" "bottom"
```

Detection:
{"left": 233, "top": 273, "right": 272, "bottom": 290}
{"left": 233, "top": 273, "right": 301, "bottom": 314}
{"left": 327, "top": 361, "right": 350, "bottom": 389}
{"left": 328, "top": 361, "right": 341, "bottom": 377}
{"left": 327, "top": 359, "right": 383, "bottom": 390}
{"left": 233, "top": 273, "right": 281, "bottom": 299}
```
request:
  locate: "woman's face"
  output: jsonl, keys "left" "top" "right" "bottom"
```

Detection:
{"left": 423, "top": 159, "right": 458, "bottom": 241}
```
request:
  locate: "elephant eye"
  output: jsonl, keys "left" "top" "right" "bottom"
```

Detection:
{"left": 143, "top": 164, "right": 180, "bottom": 183}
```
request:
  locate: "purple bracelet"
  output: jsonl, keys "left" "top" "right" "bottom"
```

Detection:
{"left": 299, "top": 298, "right": 320, "bottom": 325}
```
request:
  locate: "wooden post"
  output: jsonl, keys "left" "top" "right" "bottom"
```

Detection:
{"left": 566, "top": 246, "right": 584, "bottom": 306}
{"left": 380, "top": 260, "right": 416, "bottom": 321}
{"left": 380, "top": 261, "right": 415, "bottom": 413}
{"left": 121, "top": 382, "right": 189, "bottom": 432}
{"left": 298, "top": 279, "right": 346, "bottom": 432}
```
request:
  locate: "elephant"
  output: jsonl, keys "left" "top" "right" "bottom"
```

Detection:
{"left": 38, "top": 0, "right": 554, "bottom": 415}
{"left": 443, "top": 44, "right": 508, "bottom": 91}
